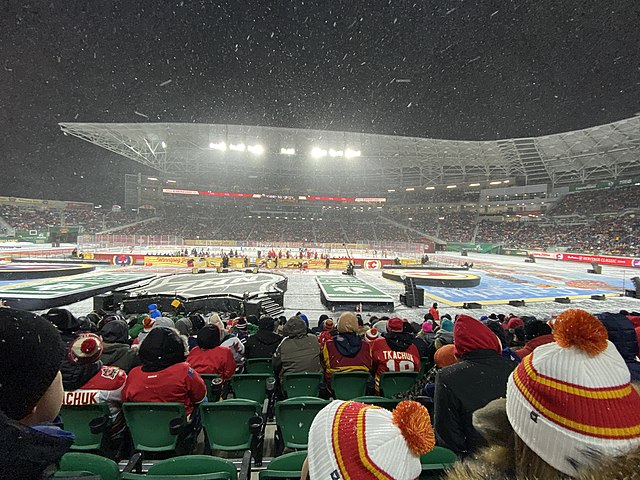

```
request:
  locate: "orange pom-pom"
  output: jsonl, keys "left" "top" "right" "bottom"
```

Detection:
{"left": 553, "top": 309, "right": 608, "bottom": 356}
{"left": 392, "top": 401, "right": 435, "bottom": 456}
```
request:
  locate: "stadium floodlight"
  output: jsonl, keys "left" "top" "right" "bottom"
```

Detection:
{"left": 387, "top": 189, "right": 395, "bottom": 192}
{"left": 280, "top": 147, "right": 296, "bottom": 155}
{"left": 229, "top": 143, "right": 246, "bottom": 152}
{"left": 248, "top": 144, "right": 264, "bottom": 155}
{"left": 489, "top": 181, "right": 502, "bottom": 185}
{"left": 469, "top": 183, "right": 481, "bottom": 187}
{"left": 503, "top": 180, "right": 510, "bottom": 183}
{"left": 405, "top": 187, "right": 415, "bottom": 191}
{"left": 147, "top": 177, "right": 158, "bottom": 181}
{"left": 311, "top": 147, "right": 327, "bottom": 158}
{"left": 425, "top": 186, "right": 435, "bottom": 190}
{"left": 344, "top": 148, "right": 361, "bottom": 158}
{"left": 161, "top": 141, "right": 167, "bottom": 149}
{"left": 209, "top": 141, "right": 227, "bottom": 151}
{"left": 446, "top": 185, "right": 457, "bottom": 189}
{"left": 166, "top": 179, "right": 176, "bottom": 183}
{"left": 328, "top": 149, "right": 344, "bottom": 157}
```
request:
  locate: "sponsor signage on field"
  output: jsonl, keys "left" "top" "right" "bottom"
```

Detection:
{"left": 316, "top": 276, "right": 394, "bottom": 302}
{"left": 528, "top": 250, "right": 640, "bottom": 268}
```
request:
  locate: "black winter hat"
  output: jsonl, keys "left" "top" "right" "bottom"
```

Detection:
{"left": 258, "top": 316, "right": 275, "bottom": 332}
{"left": 524, "top": 320, "right": 552, "bottom": 341}
{"left": 189, "top": 314, "right": 206, "bottom": 333}
{"left": 197, "top": 325, "right": 222, "bottom": 349}
{"left": 100, "top": 320, "right": 129, "bottom": 344}
{"left": 139, "top": 327, "right": 186, "bottom": 372}
{"left": 44, "top": 308, "right": 81, "bottom": 333}
{"left": 0, "top": 308, "right": 66, "bottom": 420}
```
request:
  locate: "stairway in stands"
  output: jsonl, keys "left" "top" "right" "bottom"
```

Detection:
{"left": 257, "top": 295, "right": 284, "bottom": 318}
{"left": 496, "top": 138, "right": 551, "bottom": 184}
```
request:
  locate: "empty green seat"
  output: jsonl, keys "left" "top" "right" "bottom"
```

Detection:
{"left": 56, "top": 452, "right": 120, "bottom": 480}
{"left": 246, "top": 357, "right": 273, "bottom": 374}
{"left": 282, "top": 372, "right": 323, "bottom": 398}
{"left": 122, "top": 455, "right": 237, "bottom": 480}
{"left": 231, "top": 373, "right": 272, "bottom": 405}
{"left": 200, "top": 399, "right": 262, "bottom": 451}
{"left": 259, "top": 450, "right": 307, "bottom": 479}
{"left": 379, "top": 371, "right": 419, "bottom": 397}
{"left": 274, "top": 396, "right": 329, "bottom": 452}
{"left": 330, "top": 371, "right": 370, "bottom": 400}
{"left": 353, "top": 396, "right": 399, "bottom": 410}
{"left": 122, "top": 402, "right": 186, "bottom": 453}
{"left": 60, "top": 403, "right": 111, "bottom": 451}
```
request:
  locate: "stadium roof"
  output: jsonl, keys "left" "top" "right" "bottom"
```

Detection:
{"left": 59, "top": 116, "right": 640, "bottom": 191}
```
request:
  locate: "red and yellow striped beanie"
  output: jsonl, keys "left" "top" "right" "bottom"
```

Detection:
{"left": 506, "top": 309, "right": 640, "bottom": 477}
{"left": 307, "top": 400, "right": 435, "bottom": 480}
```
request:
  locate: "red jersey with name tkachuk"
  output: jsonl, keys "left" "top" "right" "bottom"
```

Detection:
{"left": 122, "top": 362, "right": 206, "bottom": 416}
{"left": 370, "top": 337, "right": 420, "bottom": 393}
{"left": 63, "top": 365, "right": 127, "bottom": 433}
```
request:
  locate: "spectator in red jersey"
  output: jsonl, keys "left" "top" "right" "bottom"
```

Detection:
{"left": 370, "top": 318, "right": 421, "bottom": 394}
{"left": 317, "top": 318, "right": 337, "bottom": 348}
{"left": 62, "top": 333, "right": 127, "bottom": 454}
{"left": 433, "top": 315, "right": 518, "bottom": 457}
{"left": 321, "top": 312, "right": 372, "bottom": 391}
{"left": 186, "top": 325, "right": 236, "bottom": 381}
{"left": 123, "top": 327, "right": 206, "bottom": 419}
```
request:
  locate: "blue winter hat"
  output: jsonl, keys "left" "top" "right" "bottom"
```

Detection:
{"left": 480, "top": 315, "right": 489, "bottom": 322}
{"left": 440, "top": 318, "right": 454, "bottom": 332}
{"left": 297, "top": 313, "right": 309, "bottom": 327}
{"left": 148, "top": 304, "right": 158, "bottom": 311}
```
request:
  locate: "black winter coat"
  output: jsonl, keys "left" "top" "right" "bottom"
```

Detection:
{"left": 597, "top": 313, "right": 640, "bottom": 381}
{"left": 0, "top": 412, "right": 73, "bottom": 479}
{"left": 433, "top": 349, "right": 518, "bottom": 457}
{"left": 245, "top": 330, "right": 283, "bottom": 359}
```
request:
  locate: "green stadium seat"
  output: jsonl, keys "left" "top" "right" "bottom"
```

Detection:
{"left": 274, "top": 396, "right": 329, "bottom": 454}
{"left": 55, "top": 452, "right": 121, "bottom": 480}
{"left": 282, "top": 372, "right": 323, "bottom": 398}
{"left": 420, "top": 446, "right": 458, "bottom": 479}
{"left": 353, "top": 396, "right": 399, "bottom": 410}
{"left": 122, "top": 402, "right": 186, "bottom": 454}
{"left": 258, "top": 450, "right": 307, "bottom": 479}
{"left": 200, "top": 399, "right": 262, "bottom": 452}
{"left": 245, "top": 358, "right": 274, "bottom": 374}
{"left": 330, "top": 371, "right": 370, "bottom": 400}
{"left": 379, "top": 371, "right": 419, "bottom": 397}
{"left": 121, "top": 455, "right": 237, "bottom": 480}
{"left": 231, "top": 373, "right": 272, "bottom": 405}
{"left": 60, "top": 403, "right": 111, "bottom": 451}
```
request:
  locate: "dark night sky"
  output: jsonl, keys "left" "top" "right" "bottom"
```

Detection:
{"left": 1, "top": 0, "right": 639, "bottom": 204}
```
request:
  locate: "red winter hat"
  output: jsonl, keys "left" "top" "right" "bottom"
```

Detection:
{"left": 453, "top": 314, "right": 501, "bottom": 358}
{"left": 506, "top": 317, "right": 524, "bottom": 330}
{"left": 68, "top": 332, "right": 104, "bottom": 364}
{"left": 387, "top": 317, "right": 404, "bottom": 332}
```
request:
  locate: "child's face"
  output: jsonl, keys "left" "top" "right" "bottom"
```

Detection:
{"left": 21, "top": 371, "right": 63, "bottom": 425}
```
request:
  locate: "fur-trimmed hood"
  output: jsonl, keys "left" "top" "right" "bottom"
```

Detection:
{"left": 445, "top": 443, "right": 640, "bottom": 480}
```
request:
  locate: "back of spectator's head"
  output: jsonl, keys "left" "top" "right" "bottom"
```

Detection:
{"left": 453, "top": 315, "right": 501, "bottom": 358}
{"left": 596, "top": 312, "right": 639, "bottom": 362}
{"left": 246, "top": 315, "right": 258, "bottom": 326}
{"left": 235, "top": 318, "right": 248, "bottom": 332}
{"left": 68, "top": 333, "right": 104, "bottom": 365}
{"left": 440, "top": 318, "right": 454, "bottom": 332}
{"left": 0, "top": 308, "right": 66, "bottom": 423}
{"left": 387, "top": 317, "right": 404, "bottom": 333}
{"left": 523, "top": 320, "right": 551, "bottom": 341}
{"left": 197, "top": 324, "right": 222, "bottom": 349}
{"left": 139, "top": 327, "right": 186, "bottom": 372}
{"left": 175, "top": 317, "right": 193, "bottom": 337}
{"left": 317, "top": 314, "right": 329, "bottom": 328}
{"left": 434, "top": 344, "right": 457, "bottom": 368}
{"left": 307, "top": 400, "right": 435, "bottom": 480}
{"left": 100, "top": 319, "right": 130, "bottom": 344}
{"left": 188, "top": 314, "right": 206, "bottom": 333}
{"left": 422, "top": 321, "right": 433, "bottom": 334}
{"left": 283, "top": 316, "right": 308, "bottom": 338}
{"left": 484, "top": 320, "right": 507, "bottom": 348}
{"left": 207, "top": 312, "right": 224, "bottom": 330}
{"left": 423, "top": 313, "right": 434, "bottom": 322}
{"left": 365, "top": 327, "right": 379, "bottom": 343}
{"left": 44, "top": 308, "right": 81, "bottom": 333}
{"left": 506, "top": 317, "right": 524, "bottom": 331}
{"left": 337, "top": 312, "right": 358, "bottom": 334}
{"left": 258, "top": 316, "right": 275, "bottom": 332}
{"left": 323, "top": 318, "right": 335, "bottom": 331}
{"left": 506, "top": 309, "right": 640, "bottom": 477}
{"left": 296, "top": 312, "right": 309, "bottom": 327}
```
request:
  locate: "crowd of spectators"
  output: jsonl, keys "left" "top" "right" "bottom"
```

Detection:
{"left": 550, "top": 184, "right": 640, "bottom": 216}
{"left": 3, "top": 303, "right": 640, "bottom": 478}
